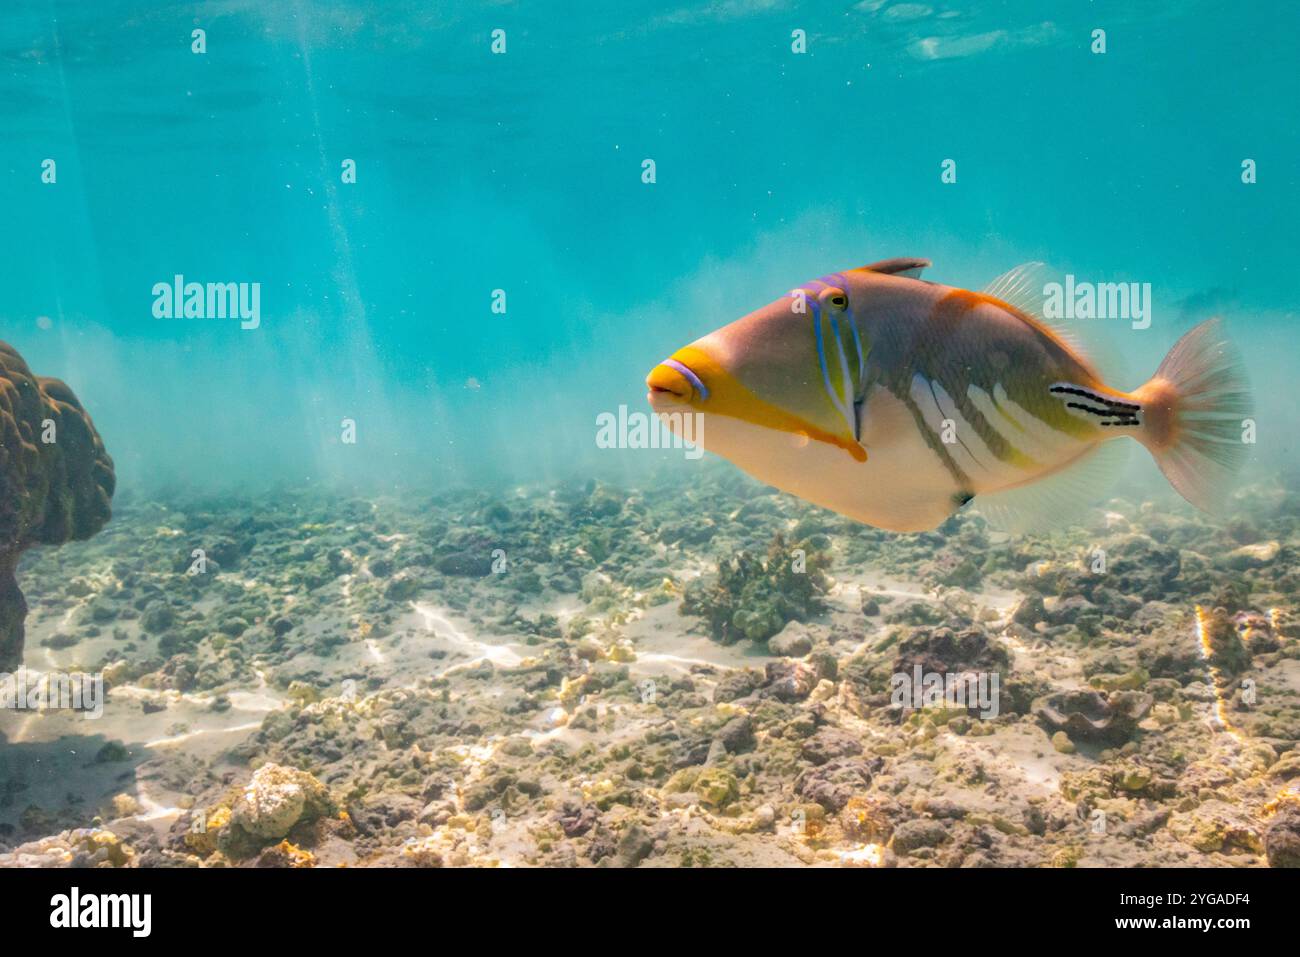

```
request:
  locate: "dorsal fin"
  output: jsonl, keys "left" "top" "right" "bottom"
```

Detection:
{"left": 982, "top": 261, "right": 1049, "bottom": 318}
{"left": 859, "top": 257, "right": 930, "bottom": 279}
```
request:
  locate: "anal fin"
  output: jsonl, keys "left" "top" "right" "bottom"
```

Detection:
{"left": 967, "top": 438, "right": 1131, "bottom": 534}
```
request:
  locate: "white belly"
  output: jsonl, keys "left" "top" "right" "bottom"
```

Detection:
{"left": 684, "top": 387, "right": 962, "bottom": 533}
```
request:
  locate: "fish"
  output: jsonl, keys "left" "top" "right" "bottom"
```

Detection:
{"left": 645, "top": 258, "right": 1252, "bottom": 533}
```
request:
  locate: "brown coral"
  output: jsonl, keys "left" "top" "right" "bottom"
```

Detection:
{"left": 0, "top": 341, "right": 114, "bottom": 668}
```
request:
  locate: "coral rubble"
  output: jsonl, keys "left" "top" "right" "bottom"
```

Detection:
{"left": 1, "top": 464, "right": 1298, "bottom": 869}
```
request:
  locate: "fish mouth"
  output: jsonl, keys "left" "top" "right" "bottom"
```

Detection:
{"left": 646, "top": 358, "right": 707, "bottom": 408}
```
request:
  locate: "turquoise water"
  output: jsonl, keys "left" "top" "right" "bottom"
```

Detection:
{"left": 2, "top": 0, "right": 1297, "bottom": 494}
{"left": 6, "top": 2, "right": 1300, "bottom": 877}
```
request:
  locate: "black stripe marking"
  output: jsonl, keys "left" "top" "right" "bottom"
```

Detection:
{"left": 1067, "top": 403, "right": 1139, "bottom": 428}
{"left": 928, "top": 379, "right": 988, "bottom": 473}
{"left": 951, "top": 381, "right": 1025, "bottom": 466}
{"left": 901, "top": 392, "right": 969, "bottom": 488}
{"left": 1066, "top": 402, "right": 1116, "bottom": 417}
{"left": 1050, "top": 385, "right": 1140, "bottom": 412}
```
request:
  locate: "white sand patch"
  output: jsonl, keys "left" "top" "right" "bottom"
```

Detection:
{"left": 623, "top": 601, "right": 772, "bottom": 678}
{"left": 144, "top": 720, "right": 264, "bottom": 748}
{"left": 412, "top": 602, "right": 525, "bottom": 674}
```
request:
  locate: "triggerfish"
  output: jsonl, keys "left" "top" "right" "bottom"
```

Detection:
{"left": 646, "top": 258, "right": 1252, "bottom": 532}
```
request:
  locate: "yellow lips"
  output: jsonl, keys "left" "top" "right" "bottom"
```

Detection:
{"left": 646, "top": 362, "right": 694, "bottom": 403}
{"left": 645, "top": 344, "right": 867, "bottom": 462}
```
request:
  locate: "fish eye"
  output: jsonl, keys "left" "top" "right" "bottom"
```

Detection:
{"left": 819, "top": 287, "right": 848, "bottom": 311}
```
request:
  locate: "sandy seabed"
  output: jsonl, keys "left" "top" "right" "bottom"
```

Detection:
{"left": 1, "top": 466, "right": 1298, "bottom": 868}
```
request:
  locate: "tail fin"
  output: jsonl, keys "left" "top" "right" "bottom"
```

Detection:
{"left": 1132, "top": 318, "right": 1253, "bottom": 512}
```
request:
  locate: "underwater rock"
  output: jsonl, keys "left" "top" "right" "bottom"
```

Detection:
{"left": 231, "top": 764, "right": 332, "bottom": 840}
{"left": 1024, "top": 533, "right": 1181, "bottom": 608}
{"left": 918, "top": 550, "right": 983, "bottom": 589}
{"left": 1222, "top": 540, "right": 1280, "bottom": 570}
{"left": 1199, "top": 606, "right": 1251, "bottom": 676}
{"left": 840, "top": 793, "right": 899, "bottom": 844}
{"left": 1236, "top": 611, "right": 1280, "bottom": 654}
{"left": 692, "top": 768, "right": 739, "bottom": 808}
{"left": 554, "top": 799, "right": 598, "bottom": 838}
{"left": 1033, "top": 689, "right": 1153, "bottom": 745}
{"left": 254, "top": 840, "right": 316, "bottom": 869}
{"left": 613, "top": 823, "right": 656, "bottom": 868}
{"left": 139, "top": 600, "right": 177, "bottom": 635}
{"left": 348, "top": 791, "right": 422, "bottom": 834}
{"left": 794, "top": 757, "right": 883, "bottom": 812}
{"left": 893, "top": 626, "right": 1010, "bottom": 681}
{"left": 1168, "top": 801, "right": 1263, "bottom": 855}
{"left": 0, "top": 827, "right": 134, "bottom": 868}
{"left": 1264, "top": 800, "right": 1300, "bottom": 868}
{"left": 890, "top": 818, "right": 950, "bottom": 854}
{"left": 763, "top": 659, "right": 818, "bottom": 702}
{"left": 714, "top": 715, "right": 756, "bottom": 754}
{"left": 383, "top": 569, "right": 424, "bottom": 601}
{"left": 889, "top": 625, "right": 1014, "bottom": 715}
{"left": 713, "top": 668, "right": 763, "bottom": 703}
{"left": 436, "top": 550, "right": 494, "bottom": 577}
{"left": 801, "top": 728, "right": 864, "bottom": 766}
{"left": 0, "top": 341, "right": 115, "bottom": 668}
{"left": 187, "top": 763, "right": 336, "bottom": 860}
{"left": 768, "top": 621, "right": 813, "bottom": 657}
{"left": 1011, "top": 594, "right": 1046, "bottom": 627}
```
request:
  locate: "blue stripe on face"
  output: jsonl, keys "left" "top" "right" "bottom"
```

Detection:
{"left": 810, "top": 293, "right": 829, "bottom": 385}
{"left": 823, "top": 274, "right": 864, "bottom": 382}
{"left": 810, "top": 295, "right": 844, "bottom": 419}
{"left": 800, "top": 274, "right": 849, "bottom": 294}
